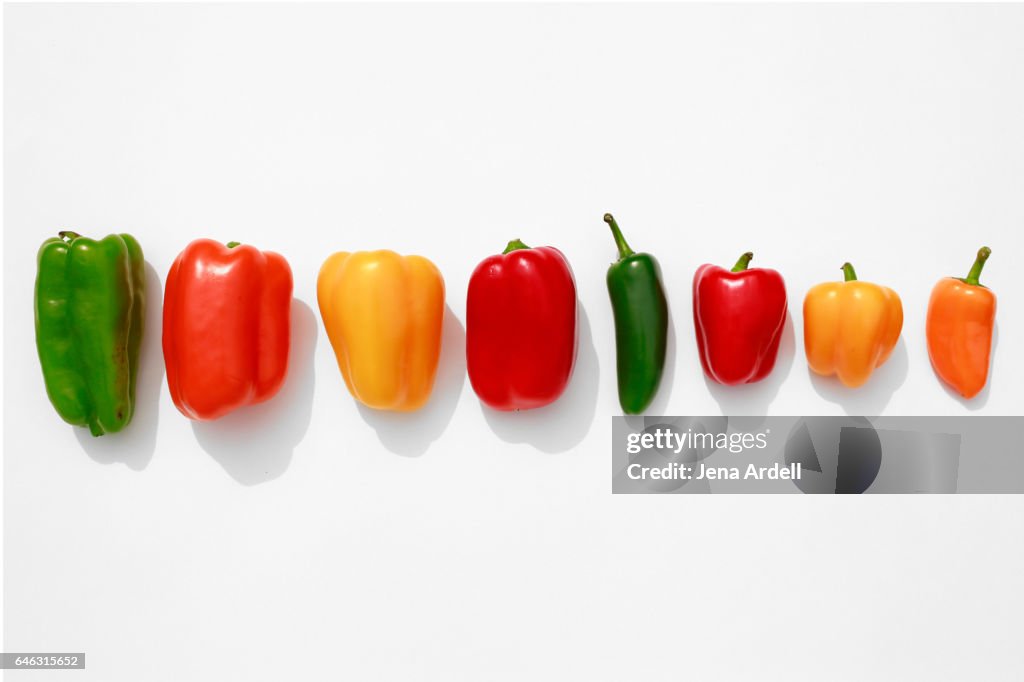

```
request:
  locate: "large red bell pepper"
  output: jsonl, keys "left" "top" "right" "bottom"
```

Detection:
{"left": 466, "top": 239, "right": 578, "bottom": 410}
{"left": 163, "top": 239, "right": 292, "bottom": 420}
{"left": 692, "top": 252, "right": 787, "bottom": 385}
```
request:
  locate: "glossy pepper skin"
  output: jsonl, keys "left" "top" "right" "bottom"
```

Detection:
{"left": 35, "top": 231, "right": 145, "bottom": 436}
{"left": 693, "top": 252, "right": 787, "bottom": 385}
{"left": 926, "top": 247, "right": 996, "bottom": 399}
{"left": 803, "top": 263, "right": 903, "bottom": 388}
{"left": 317, "top": 250, "right": 445, "bottom": 412}
{"left": 163, "top": 239, "right": 292, "bottom": 420}
{"left": 467, "top": 239, "right": 577, "bottom": 410}
{"left": 602, "top": 214, "right": 668, "bottom": 413}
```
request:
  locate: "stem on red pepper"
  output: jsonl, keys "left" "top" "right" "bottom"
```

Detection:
{"left": 58, "top": 231, "right": 81, "bottom": 242}
{"left": 226, "top": 241, "right": 241, "bottom": 249}
{"left": 731, "top": 252, "right": 754, "bottom": 273}
{"left": 503, "top": 239, "right": 530, "bottom": 254}
{"left": 841, "top": 263, "right": 857, "bottom": 281}
{"left": 603, "top": 213, "right": 634, "bottom": 259}
{"left": 962, "top": 246, "right": 991, "bottom": 286}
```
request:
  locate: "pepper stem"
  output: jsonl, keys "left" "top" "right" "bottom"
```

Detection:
{"left": 963, "top": 246, "right": 991, "bottom": 286}
{"left": 503, "top": 238, "right": 530, "bottom": 254}
{"left": 841, "top": 263, "right": 858, "bottom": 281}
{"left": 226, "top": 241, "right": 241, "bottom": 248}
{"left": 602, "top": 213, "right": 634, "bottom": 259}
{"left": 58, "top": 231, "right": 81, "bottom": 242}
{"left": 731, "top": 252, "right": 754, "bottom": 273}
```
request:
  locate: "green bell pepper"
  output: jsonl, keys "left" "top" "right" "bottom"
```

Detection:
{"left": 602, "top": 214, "right": 669, "bottom": 414}
{"left": 35, "top": 231, "right": 145, "bottom": 436}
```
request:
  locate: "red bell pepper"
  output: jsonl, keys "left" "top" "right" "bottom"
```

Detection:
{"left": 163, "top": 239, "right": 292, "bottom": 420}
{"left": 466, "top": 239, "right": 578, "bottom": 410}
{"left": 692, "top": 252, "right": 787, "bottom": 385}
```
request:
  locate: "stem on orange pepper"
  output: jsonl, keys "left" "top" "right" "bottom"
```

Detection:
{"left": 841, "top": 263, "right": 857, "bottom": 281}
{"left": 962, "top": 247, "right": 992, "bottom": 287}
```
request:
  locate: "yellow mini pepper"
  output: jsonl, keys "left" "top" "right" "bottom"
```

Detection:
{"left": 803, "top": 263, "right": 903, "bottom": 388}
{"left": 317, "top": 250, "right": 445, "bottom": 411}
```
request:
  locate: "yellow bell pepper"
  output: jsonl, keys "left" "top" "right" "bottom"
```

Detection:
{"left": 803, "top": 263, "right": 903, "bottom": 388}
{"left": 317, "top": 250, "right": 445, "bottom": 411}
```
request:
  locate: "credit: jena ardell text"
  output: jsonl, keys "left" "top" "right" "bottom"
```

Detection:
{"left": 626, "top": 462, "right": 801, "bottom": 481}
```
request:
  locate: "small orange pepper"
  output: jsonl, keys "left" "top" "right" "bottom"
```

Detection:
{"left": 317, "top": 250, "right": 445, "bottom": 411}
{"left": 926, "top": 247, "right": 996, "bottom": 399}
{"left": 803, "top": 263, "right": 903, "bottom": 388}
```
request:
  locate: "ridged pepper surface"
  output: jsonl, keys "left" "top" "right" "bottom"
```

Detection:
{"left": 693, "top": 251, "right": 787, "bottom": 386}
{"left": 317, "top": 250, "right": 445, "bottom": 412}
{"left": 467, "top": 239, "right": 578, "bottom": 411}
{"left": 803, "top": 263, "right": 902, "bottom": 388}
{"left": 163, "top": 239, "right": 292, "bottom": 420}
{"left": 35, "top": 230, "right": 145, "bottom": 436}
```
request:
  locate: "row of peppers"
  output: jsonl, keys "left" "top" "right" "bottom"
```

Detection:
{"left": 34, "top": 218, "right": 997, "bottom": 436}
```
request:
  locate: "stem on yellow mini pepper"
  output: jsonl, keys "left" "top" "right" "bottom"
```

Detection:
{"left": 962, "top": 246, "right": 992, "bottom": 287}
{"left": 731, "top": 252, "right": 754, "bottom": 273}
{"left": 841, "top": 262, "right": 858, "bottom": 282}
{"left": 603, "top": 213, "right": 634, "bottom": 259}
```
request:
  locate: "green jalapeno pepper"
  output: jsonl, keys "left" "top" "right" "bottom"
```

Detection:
{"left": 602, "top": 213, "right": 669, "bottom": 414}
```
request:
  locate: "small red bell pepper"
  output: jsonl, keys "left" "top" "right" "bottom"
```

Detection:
{"left": 693, "top": 252, "right": 787, "bottom": 385}
{"left": 466, "top": 239, "right": 578, "bottom": 410}
{"left": 163, "top": 239, "right": 293, "bottom": 420}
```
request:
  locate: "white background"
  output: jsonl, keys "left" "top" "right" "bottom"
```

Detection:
{"left": 5, "top": 4, "right": 1024, "bottom": 680}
